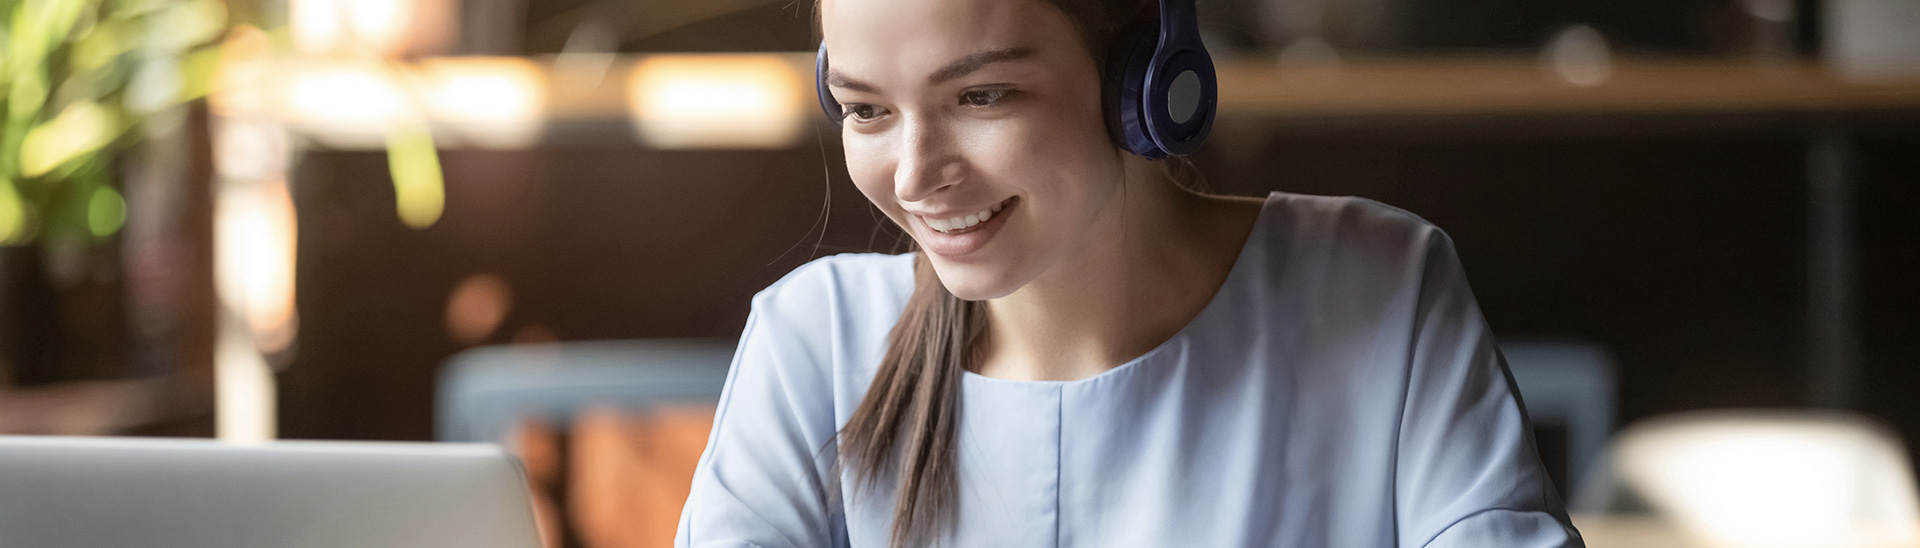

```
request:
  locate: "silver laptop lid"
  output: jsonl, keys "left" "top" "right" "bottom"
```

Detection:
{"left": 0, "top": 436, "right": 542, "bottom": 548}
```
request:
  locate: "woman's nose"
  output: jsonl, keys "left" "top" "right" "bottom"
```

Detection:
{"left": 893, "top": 118, "right": 961, "bottom": 203}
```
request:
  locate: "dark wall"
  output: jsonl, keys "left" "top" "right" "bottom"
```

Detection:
{"left": 1857, "top": 131, "right": 1920, "bottom": 458}
{"left": 280, "top": 145, "right": 891, "bottom": 441}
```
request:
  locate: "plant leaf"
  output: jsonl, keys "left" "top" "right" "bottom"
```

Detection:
{"left": 386, "top": 124, "right": 444, "bottom": 229}
{"left": 19, "top": 99, "right": 113, "bottom": 177}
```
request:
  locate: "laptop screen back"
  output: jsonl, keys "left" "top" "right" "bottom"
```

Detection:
{"left": 0, "top": 436, "right": 542, "bottom": 548}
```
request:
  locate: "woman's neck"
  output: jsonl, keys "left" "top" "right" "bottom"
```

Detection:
{"left": 973, "top": 159, "right": 1264, "bottom": 382}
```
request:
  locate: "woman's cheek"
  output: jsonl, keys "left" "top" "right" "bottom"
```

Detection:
{"left": 958, "top": 119, "right": 1036, "bottom": 175}
{"left": 844, "top": 136, "right": 896, "bottom": 201}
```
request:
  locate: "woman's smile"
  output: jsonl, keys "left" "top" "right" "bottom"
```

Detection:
{"left": 913, "top": 196, "right": 1018, "bottom": 258}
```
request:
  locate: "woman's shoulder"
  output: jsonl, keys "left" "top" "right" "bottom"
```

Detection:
{"left": 1262, "top": 191, "right": 1443, "bottom": 239}
{"left": 737, "top": 253, "right": 914, "bottom": 395}
{"left": 1255, "top": 191, "right": 1455, "bottom": 262}
{"left": 749, "top": 252, "right": 916, "bottom": 326}
{"left": 1239, "top": 191, "right": 1466, "bottom": 308}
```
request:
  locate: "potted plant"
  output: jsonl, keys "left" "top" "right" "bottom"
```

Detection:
{"left": 1, "top": 0, "right": 226, "bottom": 386}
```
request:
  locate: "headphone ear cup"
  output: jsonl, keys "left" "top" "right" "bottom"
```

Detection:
{"left": 1102, "top": 22, "right": 1159, "bottom": 153}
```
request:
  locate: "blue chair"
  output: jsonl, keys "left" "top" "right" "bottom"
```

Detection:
{"left": 435, "top": 338, "right": 736, "bottom": 444}
{"left": 1499, "top": 337, "right": 1618, "bottom": 508}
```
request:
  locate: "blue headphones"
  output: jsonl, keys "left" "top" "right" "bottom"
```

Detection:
{"left": 813, "top": 0, "right": 1217, "bottom": 159}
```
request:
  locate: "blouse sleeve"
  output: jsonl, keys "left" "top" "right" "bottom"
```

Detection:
{"left": 1393, "top": 230, "right": 1585, "bottom": 548}
{"left": 675, "top": 283, "right": 849, "bottom": 548}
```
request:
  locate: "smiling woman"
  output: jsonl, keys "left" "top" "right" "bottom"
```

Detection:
{"left": 674, "top": 0, "right": 1584, "bottom": 546}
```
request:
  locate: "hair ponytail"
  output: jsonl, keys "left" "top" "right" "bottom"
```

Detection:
{"left": 838, "top": 251, "right": 982, "bottom": 546}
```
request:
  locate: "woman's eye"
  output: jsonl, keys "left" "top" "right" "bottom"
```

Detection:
{"left": 843, "top": 104, "right": 885, "bottom": 122}
{"left": 960, "top": 89, "right": 1008, "bottom": 107}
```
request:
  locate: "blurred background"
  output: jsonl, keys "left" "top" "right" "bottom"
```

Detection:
{"left": 0, "top": 0, "right": 1917, "bottom": 545}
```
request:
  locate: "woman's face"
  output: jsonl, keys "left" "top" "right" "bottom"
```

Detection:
{"left": 822, "top": 0, "right": 1126, "bottom": 301}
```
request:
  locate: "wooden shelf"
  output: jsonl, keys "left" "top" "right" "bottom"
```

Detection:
{"left": 250, "top": 53, "right": 1920, "bottom": 149}
{"left": 1215, "top": 55, "right": 1920, "bottom": 121}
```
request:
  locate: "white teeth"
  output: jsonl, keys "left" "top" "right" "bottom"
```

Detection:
{"left": 991, "top": 201, "right": 1004, "bottom": 212}
{"left": 925, "top": 202, "right": 1002, "bottom": 234}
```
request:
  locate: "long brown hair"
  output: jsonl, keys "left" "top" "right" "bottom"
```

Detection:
{"left": 827, "top": 0, "right": 1154, "bottom": 544}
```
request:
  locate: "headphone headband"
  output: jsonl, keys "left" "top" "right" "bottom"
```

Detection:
{"left": 815, "top": 45, "right": 844, "bottom": 125}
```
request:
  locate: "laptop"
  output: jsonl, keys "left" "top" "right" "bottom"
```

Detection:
{"left": 0, "top": 435, "right": 542, "bottom": 548}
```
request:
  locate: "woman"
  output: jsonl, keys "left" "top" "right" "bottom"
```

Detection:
{"left": 676, "top": 0, "right": 1582, "bottom": 545}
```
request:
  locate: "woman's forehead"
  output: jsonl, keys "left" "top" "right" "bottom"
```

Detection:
{"left": 821, "top": 0, "right": 1079, "bottom": 84}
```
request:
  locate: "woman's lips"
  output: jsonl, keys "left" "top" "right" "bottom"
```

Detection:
{"left": 916, "top": 197, "right": 1016, "bottom": 258}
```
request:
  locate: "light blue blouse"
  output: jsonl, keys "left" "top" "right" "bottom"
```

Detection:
{"left": 676, "top": 192, "right": 1584, "bottom": 547}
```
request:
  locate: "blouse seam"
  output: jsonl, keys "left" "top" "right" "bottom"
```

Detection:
{"left": 1054, "top": 388, "right": 1064, "bottom": 548}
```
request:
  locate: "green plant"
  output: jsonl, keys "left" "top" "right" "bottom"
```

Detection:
{"left": 1, "top": 0, "right": 227, "bottom": 244}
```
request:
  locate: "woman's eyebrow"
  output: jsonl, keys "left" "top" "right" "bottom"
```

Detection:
{"left": 826, "top": 72, "right": 880, "bottom": 94}
{"left": 826, "top": 47, "right": 1035, "bottom": 94}
{"left": 927, "top": 48, "right": 1034, "bottom": 85}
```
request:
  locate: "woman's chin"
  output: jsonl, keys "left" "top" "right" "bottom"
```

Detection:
{"left": 929, "top": 262, "right": 1022, "bottom": 302}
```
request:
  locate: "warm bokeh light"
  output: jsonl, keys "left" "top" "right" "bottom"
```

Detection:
{"left": 1616, "top": 411, "right": 1920, "bottom": 548}
{"left": 289, "top": 0, "right": 341, "bottom": 54}
{"left": 626, "top": 54, "right": 808, "bottom": 149}
{"left": 211, "top": 180, "right": 297, "bottom": 443}
{"left": 214, "top": 180, "right": 299, "bottom": 353}
{"left": 266, "top": 54, "right": 826, "bottom": 151}
{"left": 215, "top": 320, "right": 277, "bottom": 443}
{"left": 210, "top": 25, "right": 276, "bottom": 116}
{"left": 417, "top": 57, "right": 548, "bottom": 148}
{"left": 213, "top": 117, "right": 290, "bottom": 183}
{"left": 291, "top": 0, "right": 414, "bottom": 56}
{"left": 446, "top": 273, "right": 514, "bottom": 344}
{"left": 280, "top": 60, "right": 407, "bottom": 146}
{"left": 1544, "top": 25, "right": 1614, "bottom": 88}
